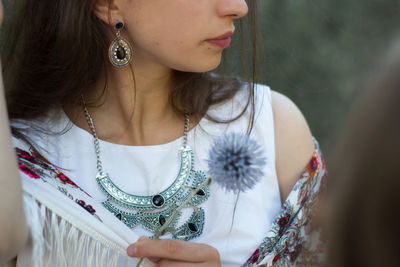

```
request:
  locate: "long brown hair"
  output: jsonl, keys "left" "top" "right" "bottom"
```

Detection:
{"left": 327, "top": 43, "right": 400, "bottom": 267}
{"left": 1, "top": 0, "right": 258, "bottom": 132}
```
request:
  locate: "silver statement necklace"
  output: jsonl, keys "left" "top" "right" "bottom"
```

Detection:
{"left": 82, "top": 99, "right": 210, "bottom": 241}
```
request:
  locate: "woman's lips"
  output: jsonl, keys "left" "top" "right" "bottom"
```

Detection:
{"left": 207, "top": 31, "right": 234, "bottom": 49}
{"left": 207, "top": 37, "right": 232, "bottom": 49}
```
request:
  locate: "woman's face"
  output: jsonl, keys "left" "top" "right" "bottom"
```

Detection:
{"left": 117, "top": 0, "right": 248, "bottom": 72}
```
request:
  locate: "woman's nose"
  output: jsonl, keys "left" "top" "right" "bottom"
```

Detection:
{"left": 217, "top": 0, "right": 249, "bottom": 19}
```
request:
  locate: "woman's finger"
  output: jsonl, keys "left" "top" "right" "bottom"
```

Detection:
{"left": 127, "top": 237, "right": 220, "bottom": 263}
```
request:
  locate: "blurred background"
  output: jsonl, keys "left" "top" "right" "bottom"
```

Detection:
{"left": 227, "top": 0, "right": 400, "bottom": 159}
{"left": 2, "top": 0, "right": 400, "bottom": 159}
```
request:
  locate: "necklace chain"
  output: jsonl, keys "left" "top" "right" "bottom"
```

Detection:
{"left": 81, "top": 96, "right": 190, "bottom": 173}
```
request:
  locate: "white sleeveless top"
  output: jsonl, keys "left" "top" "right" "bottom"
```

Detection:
{"left": 13, "top": 84, "right": 282, "bottom": 267}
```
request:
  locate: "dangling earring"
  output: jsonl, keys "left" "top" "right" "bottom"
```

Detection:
{"left": 108, "top": 21, "right": 132, "bottom": 68}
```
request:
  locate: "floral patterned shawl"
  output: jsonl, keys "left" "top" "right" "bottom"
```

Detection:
{"left": 243, "top": 140, "right": 327, "bottom": 266}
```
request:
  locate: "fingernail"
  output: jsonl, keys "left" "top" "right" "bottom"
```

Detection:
{"left": 148, "top": 257, "right": 161, "bottom": 263}
{"left": 138, "top": 236, "right": 149, "bottom": 241}
{"left": 127, "top": 245, "right": 137, "bottom": 256}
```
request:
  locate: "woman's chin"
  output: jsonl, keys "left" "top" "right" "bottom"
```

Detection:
{"left": 175, "top": 57, "right": 222, "bottom": 73}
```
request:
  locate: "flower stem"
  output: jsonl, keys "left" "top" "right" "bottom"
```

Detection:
{"left": 135, "top": 177, "right": 212, "bottom": 267}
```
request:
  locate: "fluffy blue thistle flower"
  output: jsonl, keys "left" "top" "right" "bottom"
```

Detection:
{"left": 207, "top": 132, "right": 266, "bottom": 193}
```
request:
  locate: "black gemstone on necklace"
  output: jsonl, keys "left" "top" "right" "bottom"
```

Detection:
{"left": 115, "top": 21, "right": 124, "bottom": 30}
{"left": 188, "top": 223, "right": 198, "bottom": 233}
{"left": 116, "top": 213, "right": 122, "bottom": 220}
{"left": 116, "top": 46, "right": 126, "bottom": 60}
{"left": 159, "top": 215, "right": 166, "bottom": 226}
{"left": 196, "top": 189, "right": 205, "bottom": 196}
{"left": 152, "top": 194, "right": 165, "bottom": 207}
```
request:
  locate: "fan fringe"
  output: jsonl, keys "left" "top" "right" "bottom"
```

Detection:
{"left": 1, "top": 194, "right": 131, "bottom": 267}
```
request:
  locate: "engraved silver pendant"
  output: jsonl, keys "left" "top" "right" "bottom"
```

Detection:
{"left": 97, "top": 145, "right": 210, "bottom": 241}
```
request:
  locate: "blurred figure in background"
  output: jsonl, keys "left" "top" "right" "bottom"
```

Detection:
{"left": 327, "top": 42, "right": 400, "bottom": 267}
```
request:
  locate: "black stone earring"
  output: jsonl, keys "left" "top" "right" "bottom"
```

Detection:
{"left": 108, "top": 21, "right": 133, "bottom": 67}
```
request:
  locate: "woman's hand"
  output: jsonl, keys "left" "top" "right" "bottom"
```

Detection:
{"left": 127, "top": 237, "right": 221, "bottom": 267}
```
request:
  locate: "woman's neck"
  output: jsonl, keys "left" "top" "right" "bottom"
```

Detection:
{"left": 65, "top": 64, "right": 187, "bottom": 146}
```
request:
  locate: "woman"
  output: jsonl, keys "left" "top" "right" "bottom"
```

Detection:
{"left": 0, "top": 0, "right": 326, "bottom": 266}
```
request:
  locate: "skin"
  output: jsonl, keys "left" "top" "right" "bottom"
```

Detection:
{"left": 0, "top": 0, "right": 315, "bottom": 265}
{"left": 271, "top": 91, "right": 315, "bottom": 204}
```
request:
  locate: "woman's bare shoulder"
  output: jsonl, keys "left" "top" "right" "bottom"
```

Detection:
{"left": 270, "top": 90, "right": 315, "bottom": 202}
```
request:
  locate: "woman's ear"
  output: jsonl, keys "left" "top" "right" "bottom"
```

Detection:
{"left": 93, "top": 0, "right": 121, "bottom": 26}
